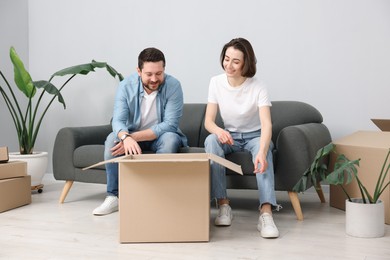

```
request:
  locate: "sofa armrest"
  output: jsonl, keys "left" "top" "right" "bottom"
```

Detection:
{"left": 274, "top": 123, "right": 332, "bottom": 191}
{"left": 52, "top": 124, "right": 112, "bottom": 181}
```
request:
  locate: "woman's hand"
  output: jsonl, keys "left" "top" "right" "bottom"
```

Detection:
{"left": 217, "top": 129, "right": 234, "bottom": 145}
{"left": 254, "top": 152, "right": 268, "bottom": 174}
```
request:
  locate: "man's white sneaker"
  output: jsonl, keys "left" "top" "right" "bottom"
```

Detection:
{"left": 93, "top": 196, "right": 118, "bottom": 216}
{"left": 257, "top": 212, "right": 279, "bottom": 238}
{"left": 215, "top": 204, "right": 233, "bottom": 226}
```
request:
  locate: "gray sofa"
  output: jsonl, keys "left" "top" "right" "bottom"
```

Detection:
{"left": 53, "top": 101, "right": 332, "bottom": 220}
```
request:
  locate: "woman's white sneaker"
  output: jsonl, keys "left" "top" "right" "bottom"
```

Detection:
{"left": 93, "top": 195, "right": 118, "bottom": 216}
{"left": 257, "top": 212, "right": 279, "bottom": 238}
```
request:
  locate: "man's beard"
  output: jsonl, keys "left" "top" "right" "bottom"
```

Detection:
{"left": 142, "top": 80, "right": 161, "bottom": 92}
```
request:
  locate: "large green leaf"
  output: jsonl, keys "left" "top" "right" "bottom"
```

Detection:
{"left": 98, "top": 61, "right": 124, "bottom": 81}
{"left": 325, "top": 156, "right": 360, "bottom": 185}
{"left": 293, "top": 176, "right": 308, "bottom": 192}
{"left": 52, "top": 63, "right": 98, "bottom": 76}
{"left": 34, "top": 80, "right": 66, "bottom": 109}
{"left": 9, "top": 47, "right": 35, "bottom": 98}
{"left": 52, "top": 60, "right": 123, "bottom": 80}
{"left": 293, "top": 143, "right": 335, "bottom": 192}
{"left": 91, "top": 60, "right": 124, "bottom": 80}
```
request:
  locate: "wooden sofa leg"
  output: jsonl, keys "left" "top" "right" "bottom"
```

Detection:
{"left": 59, "top": 180, "right": 74, "bottom": 203}
{"left": 315, "top": 182, "right": 326, "bottom": 203}
{"left": 288, "top": 191, "right": 304, "bottom": 221}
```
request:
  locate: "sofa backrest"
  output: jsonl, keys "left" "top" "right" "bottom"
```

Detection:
{"left": 179, "top": 101, "right": 324, "bottom": 147}
{"left": 270, "top": 101, "right": 323, "bottom": 143}
{"left": 179, "top": 103, "right": 207, "bottom": 147}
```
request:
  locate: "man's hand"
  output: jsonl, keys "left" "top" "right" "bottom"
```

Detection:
{"left": 111, "top": 137, "right": 142, "bottom": 156}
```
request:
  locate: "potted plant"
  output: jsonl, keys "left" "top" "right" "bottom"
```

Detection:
{"left": 293, "top": 142, "right": 390, "bottom": 238}
{"left": 0, "top": 47, "right": 123, "bottom": 190}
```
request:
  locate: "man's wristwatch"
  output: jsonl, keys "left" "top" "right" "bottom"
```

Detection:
{"left": 120, "top": 133, "right": 130, "bottom": 142}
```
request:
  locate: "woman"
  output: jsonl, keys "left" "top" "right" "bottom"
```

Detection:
{"left": 204, "top": 38, "right": 279, "bottom": 238}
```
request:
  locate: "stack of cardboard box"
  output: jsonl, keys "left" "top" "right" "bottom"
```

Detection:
{"left": 0, "top": 161, "right": 32, "bottom": 213}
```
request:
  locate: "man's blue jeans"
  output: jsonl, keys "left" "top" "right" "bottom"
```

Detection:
{"left": 104, "top": 131, "right": 182, "bottom": 196}
{"left": 204, "top": 130, "right": 277, "bottom": 208}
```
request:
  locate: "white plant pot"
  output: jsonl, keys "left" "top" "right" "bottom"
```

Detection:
{"left": 9, "top": 151, "right": 48, "bottom": 187}
{"left": 345, "top": 198, "right": 385, "bottom": 238}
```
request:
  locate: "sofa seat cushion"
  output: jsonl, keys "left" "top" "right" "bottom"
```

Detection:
{"left": 179, "top": 147, "right": 205, "bottom": 153}
{"left": 225, "top": 152, "right": 254, "bottom": 176}
{"left": 74, "top": 145, "right": 105, "bottom": 170}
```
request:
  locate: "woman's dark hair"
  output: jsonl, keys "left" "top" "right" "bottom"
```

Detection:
{"left": 138, "top": 47, "right": 166, "bottom": 70}
{"left": 220, "top": 38, "right": 257, "bottom": 77}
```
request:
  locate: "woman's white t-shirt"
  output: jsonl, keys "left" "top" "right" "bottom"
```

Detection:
{"left": 207, "top": 74, "right": 271, "bottom": 133}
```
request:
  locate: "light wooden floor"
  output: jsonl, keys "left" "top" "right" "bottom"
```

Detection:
{"left": 1, "top": 174, "right": 389, "bottom": 260}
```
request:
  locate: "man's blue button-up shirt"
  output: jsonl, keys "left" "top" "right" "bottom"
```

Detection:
{"left": 111, "top": 72, "right": 187, "bottom": 146}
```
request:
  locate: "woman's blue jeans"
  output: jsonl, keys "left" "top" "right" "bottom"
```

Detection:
{"left": 204, "top": 130, "right": 277, "bottom": 208}
{"left": 104, "top": 131, "right": 182, "bottom": 196}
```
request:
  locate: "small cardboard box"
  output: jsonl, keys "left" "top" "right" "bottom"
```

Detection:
{"left": 329, "top": 131, "right": 390, "bottom": 224}
{"left": 85, "top": 153, "right": 242, "bottom": 243}
{"left": 0, "top": 161, "right": 27, "bottom": 180}
{"left": 0, "top": 146, "right": 9, "bottom": 163}
{"left": 0, "top": 175, "right": 31, "bottom": 213}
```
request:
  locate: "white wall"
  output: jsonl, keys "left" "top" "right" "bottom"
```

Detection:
{"left": 1, "top": 0, "right": 390, "bottom": 173}
{"left": 0, "top": 0, "right": 29, "bottom": 153}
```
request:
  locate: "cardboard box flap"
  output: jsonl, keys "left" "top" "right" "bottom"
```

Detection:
{"left": 206, "top": 153, "right": 242, "bottom": 175}
{"left": 371, "top": 119, "right": 390, "bottom": 131}
{"left": 83, "top": 153, "right": 243, "bottom": 175}
{"left": 82, "top": 154, "right": 128, "bottom": 170}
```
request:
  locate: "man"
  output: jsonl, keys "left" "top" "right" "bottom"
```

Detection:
{"left": 93, "top": 47, "right": 187, "bottom": 216}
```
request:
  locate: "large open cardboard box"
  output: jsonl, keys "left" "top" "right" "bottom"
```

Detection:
{"left": 0, "top": 161, "right": 31, "bottom": 213}
{"left": 329, "top": 131, "right": 390, "bottom": 224}
{"left": 85, "top": 153, "right": 242, "bottom": 243}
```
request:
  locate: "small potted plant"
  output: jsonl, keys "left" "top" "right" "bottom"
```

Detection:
{"left": 293, "top": 142, "right": 390, "bottom": 238}
{"left": 0, "top": 47, "right": 123, "bottom": 190}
